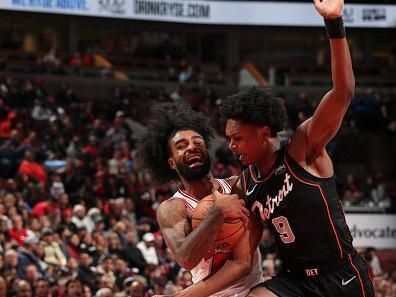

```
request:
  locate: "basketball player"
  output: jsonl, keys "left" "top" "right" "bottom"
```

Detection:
{"left": 138, "top": 104, "right": 263, "bottom": 297}
{"left": 219, "top": 1, "right": 374, "bottom": 297}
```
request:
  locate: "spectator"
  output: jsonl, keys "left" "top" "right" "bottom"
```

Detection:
{"left": 64, "top": 278, "right": 83, "bottom": 297}
{"left": 15, "top": 280, "right": 32, "bottom": 297}
{"left": 33, "top": 278, "right": 50, "bottom": 297}
{"left": 136, "top": 232, "right": 159, "bottom": 266}
{"left": 0, "top": 276, "right": 7, "bottom": 297}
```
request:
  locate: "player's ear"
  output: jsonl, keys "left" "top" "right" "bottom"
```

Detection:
{"left": 258, "top": 126, "right": 271, "bottom": 140}
{"left": 168, "top": 158, "right": 176, "bottom": 170}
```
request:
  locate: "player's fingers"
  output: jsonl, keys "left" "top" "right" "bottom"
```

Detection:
{"left": 212, "top": 189, "right": 220, "bottom": 199}
{"left": 240, "top": 211, "right": 249, "bottom": 224}
{"left": 239, "top": 199, "right": 246, "bottom": 206}
{"left": 241, "top": 207, "right": 250, "bottom": 218}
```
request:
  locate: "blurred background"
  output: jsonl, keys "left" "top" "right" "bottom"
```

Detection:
{"left": 0, "top": 0, "right": 395, "bottom": 296}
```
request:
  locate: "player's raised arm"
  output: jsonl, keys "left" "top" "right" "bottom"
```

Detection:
{"left": 291, "top": 0, "right": 354, "bottom": 162}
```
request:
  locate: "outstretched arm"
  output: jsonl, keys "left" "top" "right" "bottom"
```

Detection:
{"left": 290, "top": 0, "right": 354, "bottom": 165}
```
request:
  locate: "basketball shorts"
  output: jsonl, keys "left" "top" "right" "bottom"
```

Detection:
{"left": 254, "top": 253, "right": 374, "bottom": 297}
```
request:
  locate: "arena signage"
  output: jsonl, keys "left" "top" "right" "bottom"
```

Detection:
{"left": 346, "top": 214, "right": 396, "bottom": 249}
{"left": 1, "top": 0, "right": 396, "bottom": 27}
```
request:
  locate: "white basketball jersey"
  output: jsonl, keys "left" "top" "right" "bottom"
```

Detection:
{"left": 170, "top": 178, "right": 263, "bottom": 297}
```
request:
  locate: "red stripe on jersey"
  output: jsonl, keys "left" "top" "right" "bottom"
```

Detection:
{"left": 249, "top": 164, "right": 276, "bottom": 184}
{"left": 348, "top": 254, "right": 366, "bottom": 297}
{"left": 179, "top": 189, "right": 199, "bottom": 202}
{"left": 214, "top": 179, "right": 225, "bottom": 194}
{"left": 222, "top": 179, "right": 232, "bottom": 192}
{"left": 284, "top": 156, "right": 344, "bottom": 260}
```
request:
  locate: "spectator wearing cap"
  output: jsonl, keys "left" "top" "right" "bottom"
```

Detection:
{"left": 85, "top": 207, "right": 101, "bottom": 234}
{"left": 71, "top": 204, "right": 90, "bottom": 231}
{"left": 115, "top": 275, "right": 147, "bottom": 297}
{"left": 136, "top": 232, "right": 159, "bottom": 265}
{"left": 41, "top": 227, "right": 67, "bottom": 267}
{"left": 17, "top": 233, "right": 46, "bottom": 279}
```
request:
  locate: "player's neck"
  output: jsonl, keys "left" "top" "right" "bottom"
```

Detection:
{"left": 256, "top": 139, "right": 280, "bottom": 178}
{"left": 180, "top": 175, "right": 214, "bottom": 200}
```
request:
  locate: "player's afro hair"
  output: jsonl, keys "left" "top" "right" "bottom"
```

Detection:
{"left": 137, "top": 103, "right": 214, "bottom": 184}
{"left": 220, "top": 87, "right": 287, "bottom": 136}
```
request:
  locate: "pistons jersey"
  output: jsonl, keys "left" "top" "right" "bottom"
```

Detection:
{"left": 170, "top": 178, "right": 262, "bottom": 297}
{"left": 241, "top": 144, "right": 355, "bottom": 277}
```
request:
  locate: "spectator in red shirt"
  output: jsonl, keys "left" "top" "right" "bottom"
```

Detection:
{"left": 30, "top": 196, "right": 60, "bottom": 218}
{"left": 8, "top": 215, "right": 28, "bottom": 246}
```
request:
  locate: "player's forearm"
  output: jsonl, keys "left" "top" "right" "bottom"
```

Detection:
{"left": 174, "top": 260, "right": 251, "bottom": 297}
{"left": 176, "top": 208, "right": 224, "bottom": 270}
{"left": 329, "top": 38, "right": 355, "bottom": 99}
{"left": 325, "top": 15, "right": 355, "bottom": 100}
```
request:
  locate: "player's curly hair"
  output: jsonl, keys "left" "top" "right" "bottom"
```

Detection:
{"left": 220, "top": 87, "right": 287, "bottom": 136}
{"left": 137, "top": 103, "right": 214, "bottom": 184}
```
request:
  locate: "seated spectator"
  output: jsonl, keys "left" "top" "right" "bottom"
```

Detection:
{"left": 15, "top": 280, "right": 32, "bottom": 297}
{"left": 41, "top": 227, "right": 67, "bottom": 267}
{"left": 0, "top": 277, "right": 5, "bottom": 297}
{"left": 136, "top": 232, "right": 159, "bottom": 266}
{"left": 8, "top": 215, "right": 28, "bottom": 246}
{"left": 64, "top": 278, "right": 83, "bottom": 297}
{"left": 33, "top": 278, "right": 50, "bottom": 297}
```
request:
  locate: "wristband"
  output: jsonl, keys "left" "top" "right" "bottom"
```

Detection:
{"left": 324, "top": 16, "right": 346, "bottom": 39}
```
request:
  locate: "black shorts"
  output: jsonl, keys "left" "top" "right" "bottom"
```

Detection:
{"left": 255, "top": 254, "right": 374, "bottom": 297}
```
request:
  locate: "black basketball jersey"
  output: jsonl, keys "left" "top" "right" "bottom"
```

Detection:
{"left": 242, "top": 143, "right": 355, "bottom": 276}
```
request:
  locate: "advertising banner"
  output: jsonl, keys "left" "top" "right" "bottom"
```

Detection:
{"left": 346, "top": 214, "right": 396, "bottom": 249}
{"left": 0, "top": 1, "right": 395, "bottom": 28}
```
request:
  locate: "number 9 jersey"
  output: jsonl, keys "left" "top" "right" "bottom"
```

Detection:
{"left": 241, "top": 143, "right": 374, "bottom": 297}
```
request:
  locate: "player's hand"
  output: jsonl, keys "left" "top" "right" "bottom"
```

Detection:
{"left": 212, "top": 190, "right": 250, "bottom": 224}
{"left": 313, "top": 0, "right": 343, "bottom": 19}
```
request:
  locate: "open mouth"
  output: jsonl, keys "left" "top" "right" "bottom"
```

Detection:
{"left": 185, "top": 154, "right": 204, "bottom": 168}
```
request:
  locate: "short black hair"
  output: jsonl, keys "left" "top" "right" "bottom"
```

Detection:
{"left": 220, "top": 87, "right": 287, "bottom": 136}
{"left": 137, "top": 103, "right": 214, "bottom": 184}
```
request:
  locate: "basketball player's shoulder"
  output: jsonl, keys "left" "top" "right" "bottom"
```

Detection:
{"left": 156, "top": 196, "right": 188, "bottom": 223}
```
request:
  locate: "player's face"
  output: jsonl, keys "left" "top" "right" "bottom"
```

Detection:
{"left": 168, "top": 130, "right": 211, "bottom": 181}
{"left": 226, "top": 119, "right": 266, "bottom": 166}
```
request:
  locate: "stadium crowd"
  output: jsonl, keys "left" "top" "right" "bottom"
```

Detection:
{"left": 0, "top": 75, "right": 395, "bottom": 297}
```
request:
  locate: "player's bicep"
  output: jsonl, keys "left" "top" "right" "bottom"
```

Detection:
{"left": 306, "top": 91, "right": 350, "bottom": 151}
{"left": 156, "top": 200, "right": 192, "bottom": 254}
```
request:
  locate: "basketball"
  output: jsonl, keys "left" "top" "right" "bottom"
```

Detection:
{"left": 191, "top": 194, "right": 246, "bottom": 251}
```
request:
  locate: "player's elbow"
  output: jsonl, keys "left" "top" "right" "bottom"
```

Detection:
{"left": 178, "top": 256, "right": 199, "bottom": 271}
{"left": 236, "top": 260, "right": 252, "bottom": 276}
